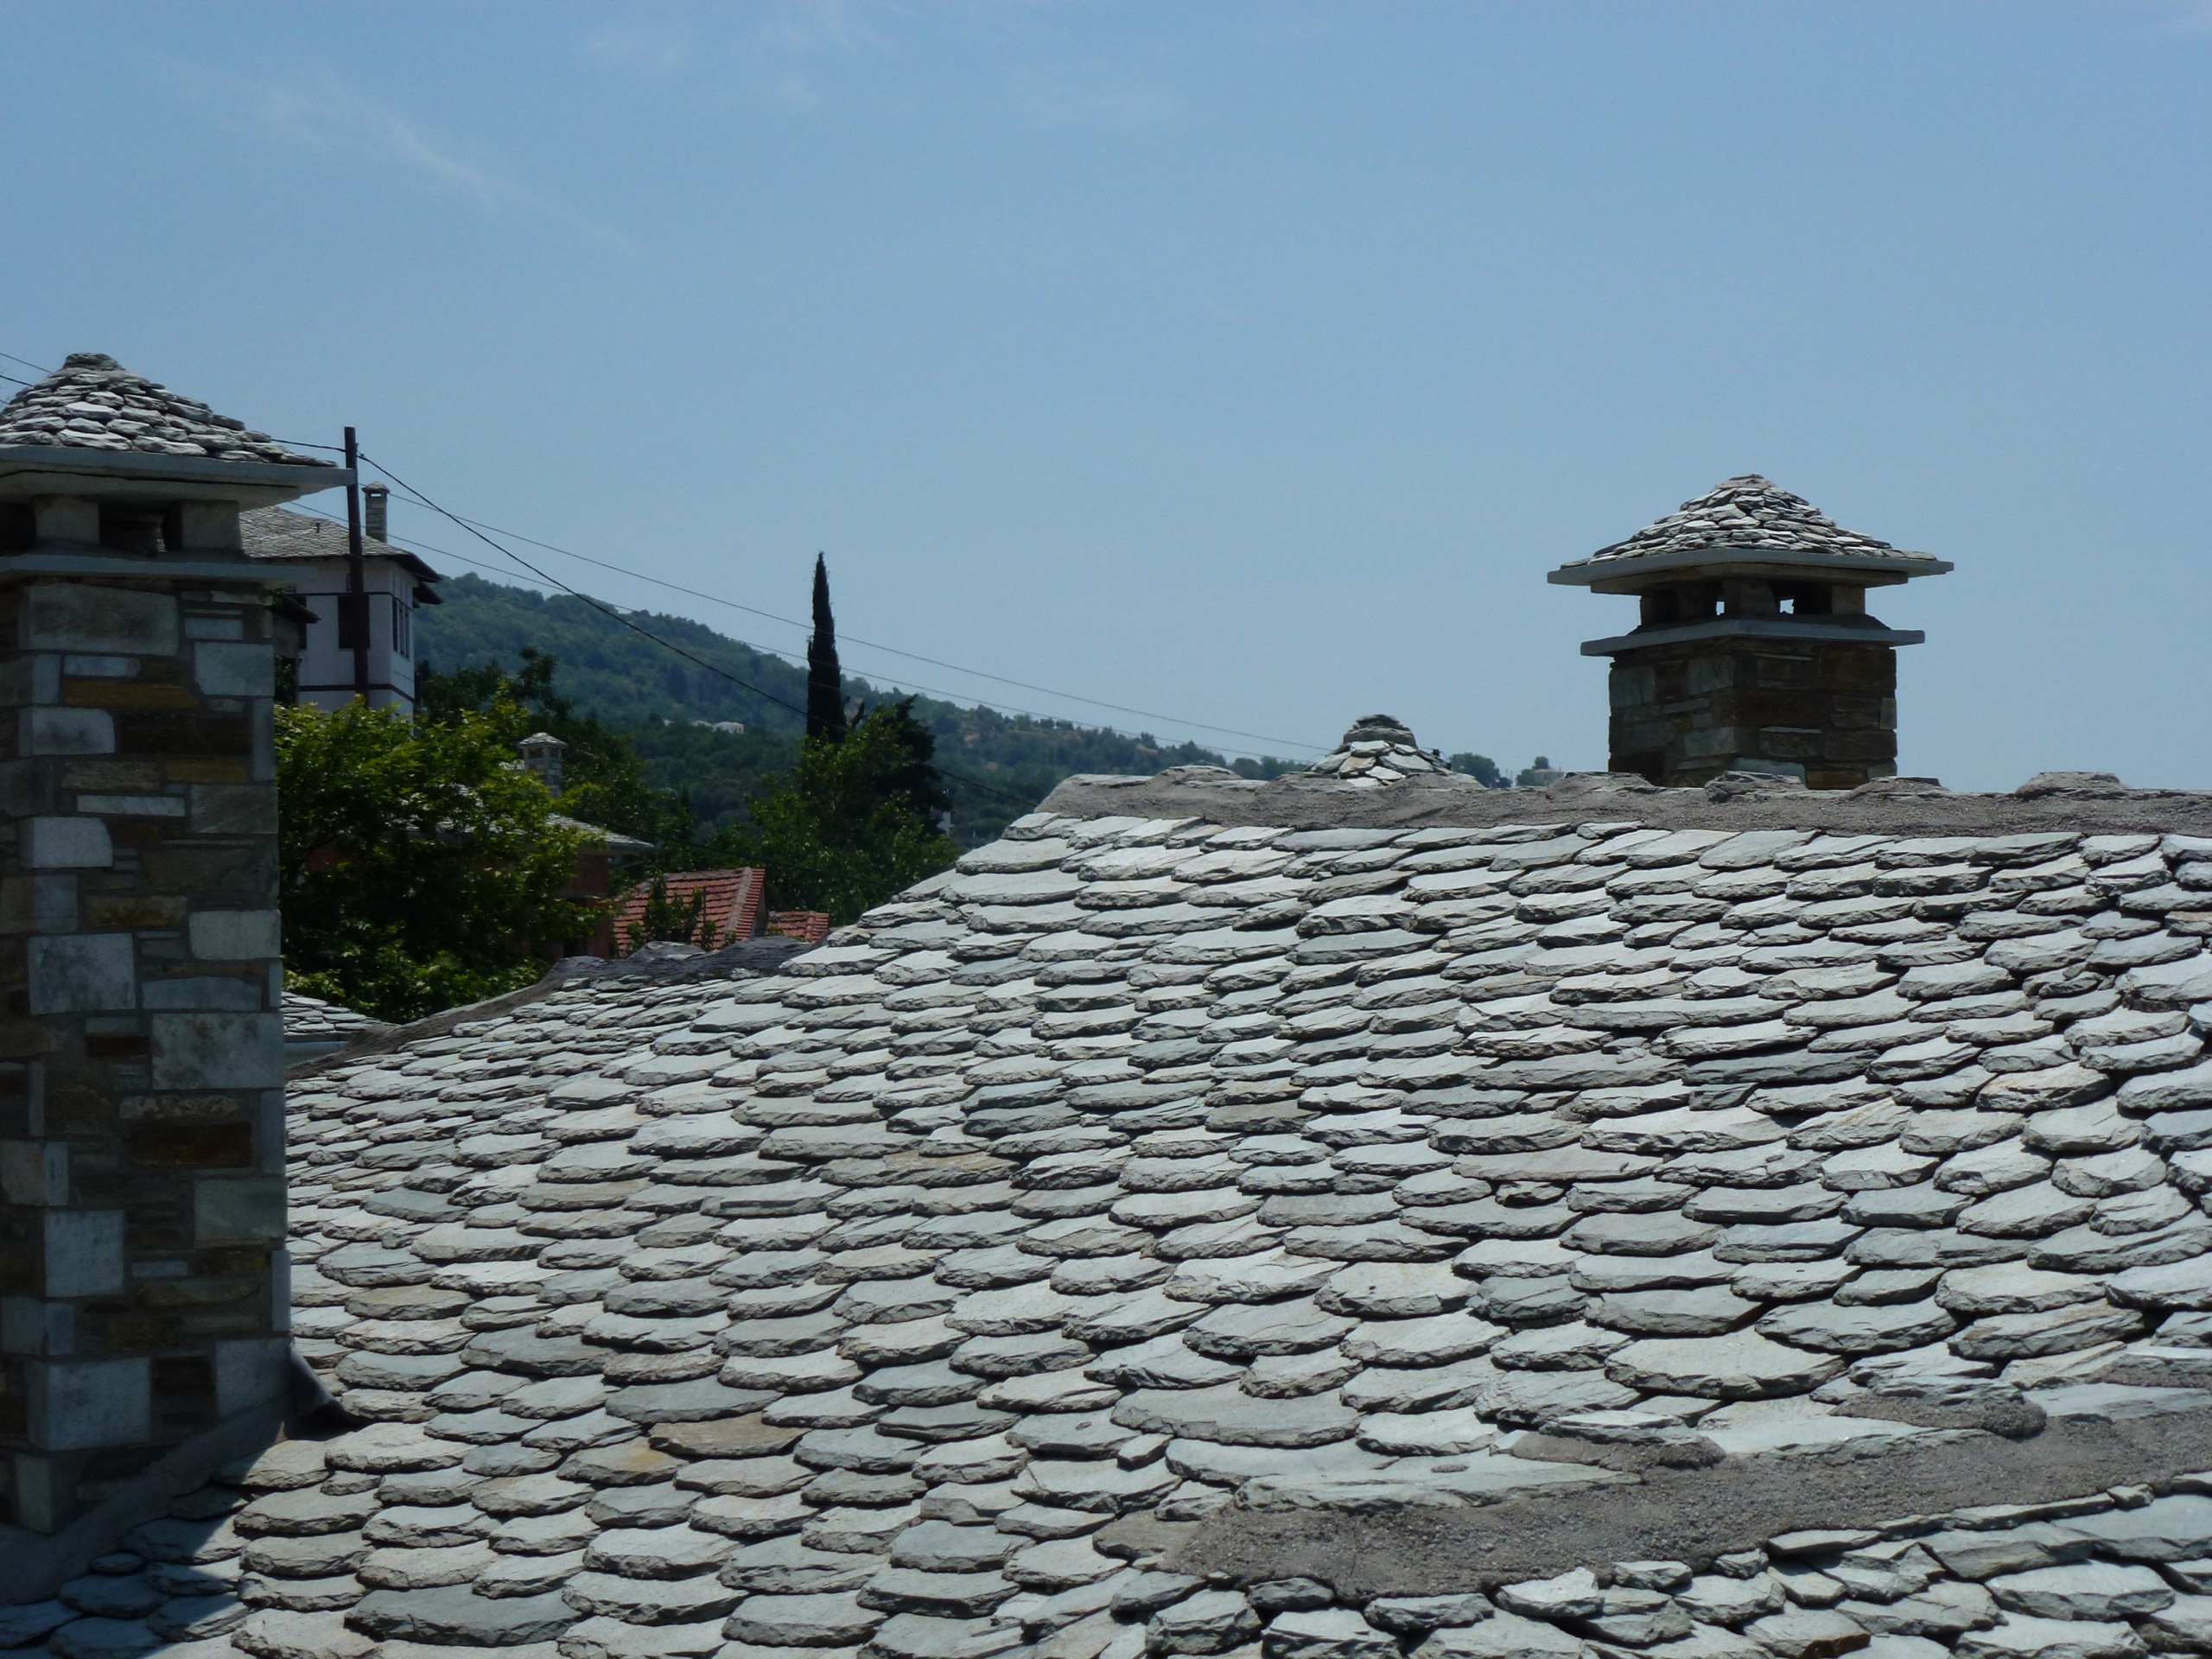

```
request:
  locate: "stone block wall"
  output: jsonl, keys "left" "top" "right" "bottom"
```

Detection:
{"left": 0, "top": 577, "right": 289, "bottom": 1532}
{"left": 1606, "top": 637, "right": 1898, "bottom": 790}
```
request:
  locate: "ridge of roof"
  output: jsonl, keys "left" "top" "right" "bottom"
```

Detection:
{"left": 1039, "top": 767, "right": 2212, "bottom": 840}
{"left": 1560, "top": 475, "right": 1941, "bottom": 570}
{"left": 0, "top": 352, "right": 334, "bottom": 468}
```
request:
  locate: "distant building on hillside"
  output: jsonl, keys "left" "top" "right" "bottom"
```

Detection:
{"left": 243, "top": 486, "right": 442, "bottom": 712}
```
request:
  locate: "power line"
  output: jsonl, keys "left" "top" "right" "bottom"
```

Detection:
{"left": 353, "top": 498, "right": 1320, "bottom": 753}
{"left": 0, "top": 336, "right": 1317, "bottom": 753}
{"left": 266, "top": 418, "right": 1318, "bottom": 751}
{"left": 0, "top": 340, "right": 1313, "bottom": 750}
{"left": 365, "top": 519, "right": 1284, "bottom": 760}
{"left": 354, "top": 453, "right": 1043, "bottom": 811}
{"left": 285, "top": 493, "right": 1297, "bottom": 764}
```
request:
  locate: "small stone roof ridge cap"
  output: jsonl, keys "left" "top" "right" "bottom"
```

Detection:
{"left": 1556, "top": 474, "right": 1942, "bottom": 571}
{"left": 1300, "top": 712, "right": 1454, "bottom": 788}
{"left": 0, "top": 353, "right": 335, "bottom": 468}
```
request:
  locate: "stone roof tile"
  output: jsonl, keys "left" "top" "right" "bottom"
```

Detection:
{"left": 239, "top": 506, "right": 442, "bottom": 582}
{"left": 77, "top": 773, "right": 2212, "bottom": 1659}
{"left": 0, "top": 352, "right": 334, "bottom": 467}
{"left": 1562, "top": 474, "right": 1940, "bottom": 569}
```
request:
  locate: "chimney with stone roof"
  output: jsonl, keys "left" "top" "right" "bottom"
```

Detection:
{"left": 0, "top": 353, "right": 344, "bottom": 1542}
{"left": 518, "top": 731, "right": 567, "bottom": 794}
{"left": 1549, "top": 476, "right": 1953, "bottom": 790}
{"left": 361, "top": 483, "right": 388, "bottom": 545}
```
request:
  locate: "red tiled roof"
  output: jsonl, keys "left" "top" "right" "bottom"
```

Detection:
{"left": 609, "top": 868, "right": 765, "bottom": 956}
{"left": 765, "top": 910, "right": 830, "bottom": 945}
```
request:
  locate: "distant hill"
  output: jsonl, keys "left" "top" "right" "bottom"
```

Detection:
{"left": 415, "top": 572, "right": 1302, "bottom": 845}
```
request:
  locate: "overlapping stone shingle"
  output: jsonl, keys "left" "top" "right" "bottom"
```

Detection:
{"left": 41, "top": 771, "right": 2212, "bottom": 1659}
{"left": 1558, "top": 476, "right": 1941, "bottom": 571}
{"left": 0, "top": 353, "right": 333, "bottom": 466}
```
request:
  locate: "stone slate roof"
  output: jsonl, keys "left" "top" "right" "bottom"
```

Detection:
{"left": 0, "top": 353, "right": 334, "bottom": 467}
{"left": 1560, "top": 477, "right": 1940, "bottom": 571}
{"left": 282, "top": 992, "right": 393, "bottom": 1046}
{"left": 36, "top": 760, "right": 2212, "bottom": 1659}
{"left": 241, "top": 508, "right": 443, "bottom": 588}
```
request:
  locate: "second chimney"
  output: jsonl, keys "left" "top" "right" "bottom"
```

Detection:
{"left": 363, "top": 482, "right": 389, "bottom": 544}
{"left": 1548, "top": 475, "right": 1952, "bottom": 790}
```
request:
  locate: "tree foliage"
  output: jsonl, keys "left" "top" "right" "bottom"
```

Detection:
{"left": 418, "top": 647, "right": 695, "bottom": 847}
{"left": 275, "top": 698, "right": 603, "bottom": 1021}
{"left": 806, "top": 553, "right": 846, "bottom": 743}
{"left": 703, "top": 702, "right": 958, "bottom": 923}
{"left": 414, "top": 574, "right": 1310, "bottom": 844}
{"left": 1447, "top": 752, "right": 1504, "bottom": 788}
{"left": 625, "top": 874, "right": 719, "bottom": 954}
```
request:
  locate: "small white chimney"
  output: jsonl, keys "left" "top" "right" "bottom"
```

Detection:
{"left": 518, "top": 731, "right": 567, "bottom": 793}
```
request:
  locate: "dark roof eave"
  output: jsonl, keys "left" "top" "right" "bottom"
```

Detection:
{"left": 0, "top": 445, "right": 349, "bottom": 503}
{"left": 1548, "top": 545, "right": 1955, "bottom": 591}
{"left": 242, "top": 545, "right": 444, "bottom": 585}
{"left": 1580, "top": 616, "right": 1929, "bottom": 655}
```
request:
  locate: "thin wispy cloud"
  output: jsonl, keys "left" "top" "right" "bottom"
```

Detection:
{"left": 740, "top": 0, "right": 900, "bottom": 111}
{"left": 772, "top": 72, "right": 824, "bottom": 112}
{"left": 1194, "top": 289, "right": 1245, "bottom": 327}
{"left": 2145, "top": 0, "right": 2212, "bottom": 32}
{"left": 170, "top": 61, "right": 632, "bottom": 251}
{"left": 1007, "top": 60, "right": 1179, "bottom": 130}
{"left": 757, "top": 0, "right": 898, "bottom": 59}
{"left": 581, "top": 22, "right": 691, "bottom": 73}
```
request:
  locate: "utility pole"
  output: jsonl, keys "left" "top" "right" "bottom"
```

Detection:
{"left": 343, "top": 426, "right": 370, "bottom": 702}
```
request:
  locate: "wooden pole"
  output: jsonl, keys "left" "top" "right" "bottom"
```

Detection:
{"left": 343, "top": 426, "right": 370, "bottom": 702}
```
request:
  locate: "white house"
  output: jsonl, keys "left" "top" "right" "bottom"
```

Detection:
{"left": 241, "top": 484, "right": 442, "bottom": 711}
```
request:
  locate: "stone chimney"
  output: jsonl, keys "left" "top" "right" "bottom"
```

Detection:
{"left": 361, "top": 482, "right": 389, "bottom": 545}
{"left": 1548, "top": 476, "right": 1952, "bottom": 789}
{"left": 0, "top": 353, "right": 342, "bottom": 1546}
{"left": 518, "top": 731, "right": 567, "bottom": 795}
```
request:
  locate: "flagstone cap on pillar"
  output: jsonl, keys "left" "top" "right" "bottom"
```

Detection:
{"left": 1549, "top": 474, "right": 1954, "bottom": 590}
{"left": 0, "top": 353, "right": 347, "bottom": 505}
{"left": 1548, "top": 474, "right": 1953, "bottom": 658}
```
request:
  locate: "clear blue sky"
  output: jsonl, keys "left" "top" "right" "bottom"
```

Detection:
{"left": 7, "top": 3, "right": 2209, "bottom": 786}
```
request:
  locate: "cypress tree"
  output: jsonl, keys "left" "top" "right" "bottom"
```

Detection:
{"left": 805, "top": 553, "right": 846, "bottom": 743}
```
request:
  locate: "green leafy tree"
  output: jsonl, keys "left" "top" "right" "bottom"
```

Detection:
{"left": 806, "top": 553, "right": 847, "bottom": 743}
{"left": 625, "top": 874, "right": 719, "bottom": 954}
{"left": 707, "top": 704, "right": 959, "bottom": 923}
{"left": 1448, "top": 752, "right": 1504, "bottom": 788}
{"left": 415, "top": 573, "right": 1301, "bottom": 846}
{"left": 276, "top": 699, "right": 603, "bottom": 1021}
{"left": 418, "top": 647, "right": 694, "bottom": 849}
{"left": 1516, "top": 754, "right": 1556, "bottom": 788}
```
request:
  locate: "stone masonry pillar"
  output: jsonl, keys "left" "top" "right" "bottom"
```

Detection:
{"left": 1604, "top": 636, "right": 1899, "bottom": 790}
{"left": 0, "top": 379, "right": 340, "bottom": 1533}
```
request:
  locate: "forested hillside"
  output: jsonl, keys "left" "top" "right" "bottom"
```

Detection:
{"left": 416, "top": 573, "right": 1302, "bottom": 844}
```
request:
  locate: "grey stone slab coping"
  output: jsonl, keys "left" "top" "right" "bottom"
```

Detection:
{"left": 1171, "top": 1392, "right": 2212, "bottom": 1599}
